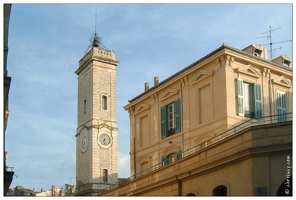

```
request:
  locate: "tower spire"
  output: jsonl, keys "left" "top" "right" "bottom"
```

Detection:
{"left": 95, "top": 7, "right": 97, "bottom": 35}
{"left": 84, "top": 8, "right": 107, "bottom": 54}
{"left": 92, "top": 7, "right": 99, "bottom": 47}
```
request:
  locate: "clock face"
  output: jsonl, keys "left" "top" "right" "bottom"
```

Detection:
{"left": 100, "top": 134, "right": 110, "bottom": 145}
{"left": 80, "top": 129, "right": 88, "bottom": 153}
{"left": 82, "top": 137, "right": 87, "bottom": 148}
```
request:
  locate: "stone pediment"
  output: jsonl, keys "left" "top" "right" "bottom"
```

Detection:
{"left": 272, "top": 76, "right": 292, "bottom": 88}
{"left": 192, "top": 70, "right": 213, "bottom": 85}
{"left": 135, "top": 103, "right": 150, "bottom": 114}
{"left": 235, "top": 65, "right": 261, "bottom": 78}
{"left": 161, "top": 89, "right": 179, "bottom": 101}
{"left": 236, "top": 65, "right": 261, "bottom": 78}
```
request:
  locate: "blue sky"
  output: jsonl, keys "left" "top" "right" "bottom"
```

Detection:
{"left": 3, "top": 3, "right": 293, "bottom": 192}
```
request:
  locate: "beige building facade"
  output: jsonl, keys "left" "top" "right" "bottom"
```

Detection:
{"left": 75, "top": 34, "right": 119, "bottom": 196}
{"left": 102, "top": 43, "right": 292, "bottom": 196}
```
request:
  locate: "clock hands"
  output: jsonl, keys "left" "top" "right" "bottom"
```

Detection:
{"left": 99, "top": 134, "right": 111, "bottom": 146}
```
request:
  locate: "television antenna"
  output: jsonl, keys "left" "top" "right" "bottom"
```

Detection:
{"left": 255, "top": 26, "right": 292, "bottom": 60}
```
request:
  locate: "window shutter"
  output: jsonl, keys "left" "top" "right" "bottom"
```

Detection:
{"left": 276, "top": 91, "right": 287, "bottom": 122}
{"left": 282, "top": 93, "right": 287, "bottom": 121}
{"left": 174, "top": 98, "right": 181, "bottom": 133}
{"left": 176, "top": 150, "right": 182, "bottom": 160}
{"left": 236, "top": 78, "right": 244, "bottom": 116}
{"left": 162, "top": 156, "right": 169, "bottom": 166}
{"left": 253, "top": 83, "right": 262, "bottom": 119}
{"left": 161, "top": 105, "right": 168, "bottom": 139}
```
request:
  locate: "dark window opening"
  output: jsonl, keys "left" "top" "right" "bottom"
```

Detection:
{"left": 103, "top": 169, "right": 108, "bottom": 183}
{"left": 102, "top": 95, "right": 107, "bottom": 110}
{"left": 212, "top": 185, "right": 227, "bottom": 196}
{"left": 84, "top": 99, "right": 86, "bottom": 115}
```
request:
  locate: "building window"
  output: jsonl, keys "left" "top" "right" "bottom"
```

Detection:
{"left": 236, "top": 78, "right": 262, "bottom": 119}
{"left": 103, "top": 169, "right": 108, "bottom": 183}
{"left": 102, "top": 95, "right": 107, "bottom": 110}
{"left": 212, "top": 185, "right": 227, "bottom": 196}
{"left": 276, "top": 91, "right": 287, "bottom": 122}
{"left": 162, "top": 150, "right": 182, "bottom": 167}
{"left": 161, "top": 98, "right": 181, "bottom": 139}
{"left": 83, "top": 99, "right": 86, "bottom": 115}
{"left": 168, "top": 104, "right": 175, "bottom": 131}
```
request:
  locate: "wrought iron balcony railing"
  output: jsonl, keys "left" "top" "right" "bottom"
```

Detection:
{"left": 115, "top": 113, "right": 292, "bottom": 187}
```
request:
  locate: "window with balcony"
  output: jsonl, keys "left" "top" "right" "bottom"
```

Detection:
{"left": 236, "top": 78, "right": 262, "bottom": 119}
{"left": 161, "top": 98, "right": 181, "bottom": 139}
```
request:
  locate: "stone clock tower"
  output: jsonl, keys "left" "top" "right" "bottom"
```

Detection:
{"left": 75, "top": 33, "right": 119, "bottom": 196}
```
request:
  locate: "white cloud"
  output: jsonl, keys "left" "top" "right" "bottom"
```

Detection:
{"left": 118, "top": 152, "right": 130, "bottom": 178}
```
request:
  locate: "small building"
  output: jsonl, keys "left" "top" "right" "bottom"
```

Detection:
{"left": 7, "top": 186, "right": 35, "bottom": 196}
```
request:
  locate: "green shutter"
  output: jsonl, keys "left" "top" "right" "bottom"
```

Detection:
{"left": 277, "top": 91, "right": 287, "bottom": 122}
{"left": 282, "top": 93, "right": 287, "bottom": 121}
{"left": 236, "top": 78, "right": 244, "bottom": 116}
{"left": 174, "top": 98, "right": 181, "bottom": 133}
{"left": 161, "top": 105, "right": 168, "bottom": 139}
{"left": 176, "top": 150, "right": 182, "bottom": 160}
{"left": 277, "top": 92, "right": 282, "bottom": 122}
{"left": 162, "top": 156, "right": 169, "bottom": 166}
{"left": 253, "top": 83, "right": 262, "bottom": 119}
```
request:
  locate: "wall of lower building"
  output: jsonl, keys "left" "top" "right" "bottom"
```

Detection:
{"left": 103, "top": 122, "right": 292, "bottom": 196}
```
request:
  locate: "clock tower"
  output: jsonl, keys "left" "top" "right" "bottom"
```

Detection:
{"left": 75, "top": 33, "right": 119, "bottom": 196}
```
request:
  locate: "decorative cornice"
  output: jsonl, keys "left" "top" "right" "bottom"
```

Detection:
{"left": 162, "top": 145, "right": 180, "bottom": 155}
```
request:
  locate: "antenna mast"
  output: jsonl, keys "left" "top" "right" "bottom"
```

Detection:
{"left": 256, "top": 26, "right": 292, "bottom": 60}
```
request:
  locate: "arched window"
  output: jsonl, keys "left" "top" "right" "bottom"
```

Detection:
{"left": 212, "top": 185, "right": 227, "bottom": 196}
{"left": 276, "top": 177, "right": 292, "bottom": 196}
{"left": 186, "top": 193, "right": 196, "bottom": 196}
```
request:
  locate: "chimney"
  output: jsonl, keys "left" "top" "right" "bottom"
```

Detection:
{"left": 271, "top": 55, "right": 291, "bottom": 68}
{"left": 154, "top": 76, "right": 159, "bottom": 86}
{"left": 52, "top": 185, "right": 56, "bottom": 196}
{"left": 145, "top": 82, "right": 149, "bottom": 92}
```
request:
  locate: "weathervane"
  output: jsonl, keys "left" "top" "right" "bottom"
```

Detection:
{"left": 256, "top": 26, "right": 292, "bottom": 60}
{"left": 84, "top": 7, "right": 107, "bottom": 55}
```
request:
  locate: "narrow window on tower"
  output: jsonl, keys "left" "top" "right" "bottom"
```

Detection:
{"left": 83, "top": 99, "right": 86, "bottom": 115}
{"left": 103, "top": 169, "right": 108, "bottom": 183}
{"left": 102, "top": 95, "right": 107, "bottom": 110}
